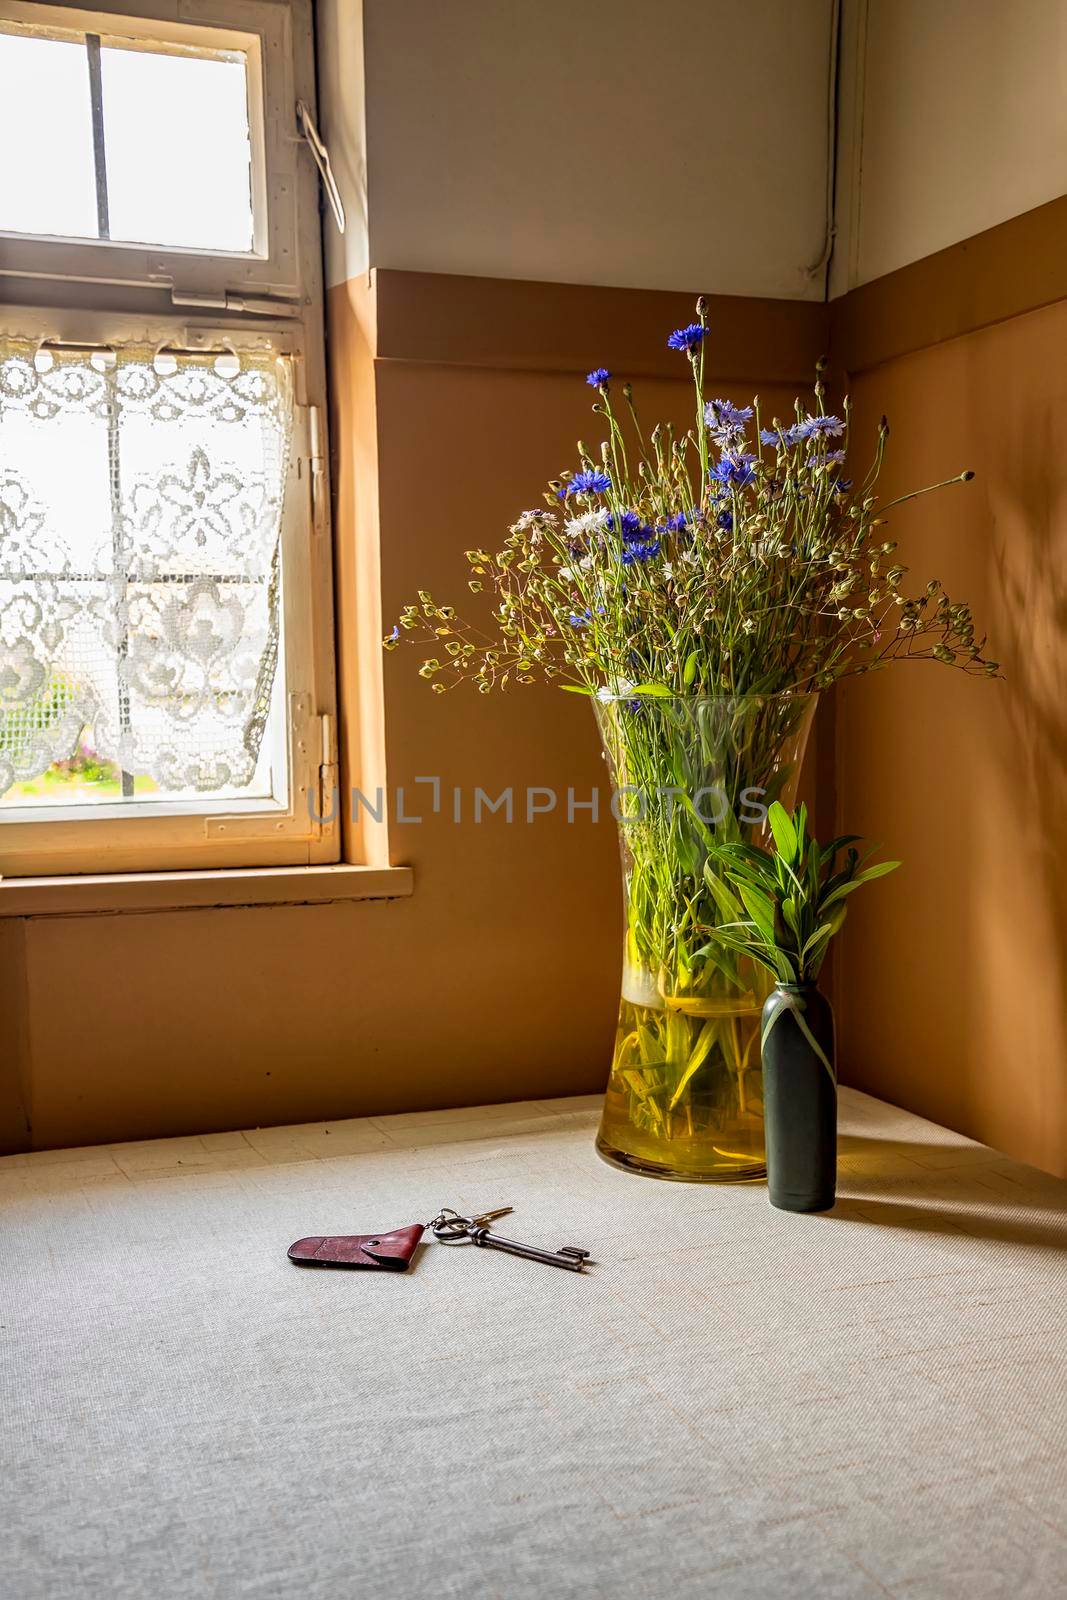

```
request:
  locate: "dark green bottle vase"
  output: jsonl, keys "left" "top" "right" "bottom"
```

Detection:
{"left": 761, "top": 983, "right": 837, "bottom": 1213}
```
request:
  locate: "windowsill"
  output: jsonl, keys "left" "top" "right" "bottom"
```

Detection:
{"left": 0, "top": 863, "right": 414, "bottom": 918}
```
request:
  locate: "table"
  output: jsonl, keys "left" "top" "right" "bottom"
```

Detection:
{"left": 1, "top": 1089, "right": 1065, "bottom": 1599}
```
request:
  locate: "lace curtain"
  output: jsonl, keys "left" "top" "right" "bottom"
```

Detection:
{"left": 0, "top": 339, "right": 293, "bottom": 798}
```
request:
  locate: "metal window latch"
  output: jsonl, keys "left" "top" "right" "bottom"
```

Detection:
{"left": 168, "top": 288, "right": 300, "bottom": 317}
{"left": 296, "top": 101, "right": 346, "bottom": 235}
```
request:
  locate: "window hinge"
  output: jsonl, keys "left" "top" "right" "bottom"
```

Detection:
{"left": 169, "top": 288, "right": 302, "bottom": 317}
{"left": 296, "top": 101, "right": 346, "bottom": 235}
{"left": 307, "top": 404, "right": 327, "bottom": 536}
{"left": 317, "top": 712, "right": 339, "bottom": 828}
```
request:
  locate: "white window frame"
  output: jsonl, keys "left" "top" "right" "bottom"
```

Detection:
{"left": 0, "top": 0, "right": 300, "bottom": 304}
{"left": 0, "top": 0, "right": 338, "bottom": 876}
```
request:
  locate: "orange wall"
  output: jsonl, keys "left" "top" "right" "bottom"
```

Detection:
{"left": 0, "top": 276, "right": 825, "bottom": 1150}
{"left": 835, "top": 294, "right": 1067, "bottom": 1178}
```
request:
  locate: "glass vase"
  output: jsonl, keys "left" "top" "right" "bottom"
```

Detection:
{"left": 594, "top": 693, "right": 817, "bottom": 1182}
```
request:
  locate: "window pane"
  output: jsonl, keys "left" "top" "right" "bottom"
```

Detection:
{"left": 101, "top": 45, "right": 255, "bottom": 252}
{"left": 0, "top": 343, "right": 293, "bottom": 812}
{"left": 0, "top": 33, "right": 98, "bottom": 238}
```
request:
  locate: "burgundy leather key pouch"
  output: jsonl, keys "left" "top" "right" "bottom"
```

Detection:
{"left": 287, "top": 1225, "right": 425, "bottom": 1271}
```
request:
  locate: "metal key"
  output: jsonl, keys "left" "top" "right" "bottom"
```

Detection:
{"left": 429, "top": 1208, "right": 591, "bottom": 1272}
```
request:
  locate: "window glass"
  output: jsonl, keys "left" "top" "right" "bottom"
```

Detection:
{"left": 101, "top": 45, "right": 254, "bottom": 253}
{"left": 0, "top": 32, "right": 99, "bottom": 238}
{"left": 0, "top": 27, "right": 256, "bottom": 254}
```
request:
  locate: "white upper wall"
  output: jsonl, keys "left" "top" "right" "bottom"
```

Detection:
{"left": 319, "top": 0, "right": 836, "bottom": 301}
{"left": 833, "top": 0, "right": 1067, "bottom": 294}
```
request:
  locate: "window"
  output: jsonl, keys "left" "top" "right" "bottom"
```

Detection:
{"left": 1, "top": 25, "right": 259, "bottom": 252}
{"left": 0, "top": 0, "right": 337, "bottom": 877}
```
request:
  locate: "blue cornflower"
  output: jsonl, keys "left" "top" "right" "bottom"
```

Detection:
{"left": 716, "top": 509, "right": 733, "bottom": 533}
{"left": 704, "top": 399, "right": 754, "bottom": 438}
{"left": 622, "top": 521, "right": 657, "bottom": 545}
{"left": 760, "top": 424, "right": 806, "bottom": 449}
{"left": 833, "top": 478, "right": 853, "bottom": 496}
{"left": 662, "top": 511, "right": 690, "bottom": 533}
{"left": 807, "top": 449, "right": 847, "bottom": 467}
{"left": 568, "top": 609, "right": 592, "bottom": 629}
{"left": 621, "top": 537, "right": 661, "bottom": 565}
{"left": 667, "top": 323, "right": 706, "bottom": 353}
{"left": 606, "top": 509, "right": 643, "bottom": 538}
{"left": 767, "top": 414, "right": 846, "bottom": 445}
{"left": 585, "top": 367, "right": 611, "bottom": 388}
{"left": 709, "top": 452, "right": 757, "bottom": 489}
{"left": 559, "top": 468, "right": 612, "bottom": 498}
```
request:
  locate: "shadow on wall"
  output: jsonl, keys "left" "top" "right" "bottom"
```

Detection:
{"left": 990, "top": 373, "right": 1067, "bottom": 1102}
{"left": 836, "top": 301, "right": 1067, "bottom": 1177}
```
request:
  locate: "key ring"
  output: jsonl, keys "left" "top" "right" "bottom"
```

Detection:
{"left": 429, "top": 1209, "right": 473, "bottom": 1242}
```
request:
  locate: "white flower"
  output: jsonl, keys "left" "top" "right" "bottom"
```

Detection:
{"left": 596, "top": 676, "right": 635, "bottom": 703}
{"left": 557, "top": 566, "right": 574, "bottom": 581}
{"left": 662, "top": 563, "right": 674, "bottom": 580}
{"left": 565, "top": 509, "right": 609, "bottom": 539}
{"left": 511, "top": 508, "right": 554, "bottom": 532}
{"left": 741, "top": 618, "right": 757, "bottom": 634}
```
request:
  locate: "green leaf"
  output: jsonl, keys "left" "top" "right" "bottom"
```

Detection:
{"left": 559, "top": 684, "right": 595, "bottom": 695}
{"left": 706, "top": 930, "right": 785, "bottom": 983}
{"left": 820, "top": 834, "right": 862, "bottom": 863}
{"left": 768, "top": 947, "right": 797, "bottom": 984}
{"left": 855, "top": 859, "right": 901, "bottom": 881}
{"left": 730, "top": 843, "right": 778, "bottom": 876}
{"left": 667, "top": 1019, "right": 718, "bottom": 1110}
{"left": 801, "top": 922, "right": 837, "bottom": 960}
{"left": 636, "top": 1026, "right": 665, "bottom": 1067}
{"left": 738, "top": 884, "right": 776, "bottom": 943}
{"left": 767, "top": 802, "right": 797, "bottom": 861}
{"left": 702, "top": 866, "right": 744, "bottom": 922}
{"left": 629, "top": 683, "right": 673, "bottom": 698}
{"left": 682, "top": 651, "right": 700, "bottom": 688}
{"left": 818, "top": 868, "right": 896, "bottom": 913}
{"left": 676, "top": 793, "right": 716, "bottom": 855}
{"left": 688, "top": 939, "right": 743, "bottom": 985}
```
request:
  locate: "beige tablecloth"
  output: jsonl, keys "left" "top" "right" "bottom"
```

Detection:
{"left": 1, "top": 1088, "right": 1064, "bottom": 1599}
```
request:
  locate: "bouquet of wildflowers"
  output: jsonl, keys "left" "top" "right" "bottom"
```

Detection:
{"left": 386, "top": 297, "right": 995, "bottom": 700}
{"left": 385, "top": 300, "right": 996, "bottom": 1177}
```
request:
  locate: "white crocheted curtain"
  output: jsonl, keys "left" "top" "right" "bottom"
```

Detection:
{"left": 0, "top": 340, "right": 293, "bottom": 797}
